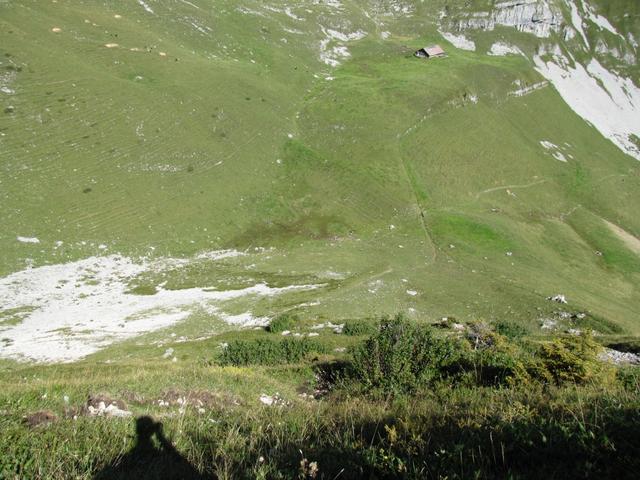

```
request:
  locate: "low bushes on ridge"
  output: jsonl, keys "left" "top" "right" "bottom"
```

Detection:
{"left": 267, "top": 313, "right": 299, "bottom": 333}
{"left": 350, "top": 314, "right": 463, "bottom": 393}
{"left": 347, "top": 314, "right": 612, "bottom": 394}
{"left": 219, "top": 337, "right": 324, "bottom": 366}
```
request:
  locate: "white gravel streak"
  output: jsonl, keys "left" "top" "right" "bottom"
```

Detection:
{"left": 534, "top": 55, "right": 640, "bottom": 160}
{"left": 568, "top": 0, "right": 589, "bottom": 47}
{"left": 488, "top": 42, "right": 523, "bottom": 56}
{"left": 137, "top": 0, "right": 154, "bottom": 14}
{"left": 0, "top": 252, "right": 320, "bottom": 362}
{"left": 439, "top": 30, "right": 476, "bottom": 51}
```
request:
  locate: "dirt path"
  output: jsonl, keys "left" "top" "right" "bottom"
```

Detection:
{"left": 603, "top": 219, "right": 640, "bottom": 256}
{"left": 475, "top": 179, "right": 548, "bottom": 199}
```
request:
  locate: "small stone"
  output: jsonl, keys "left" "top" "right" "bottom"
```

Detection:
{"left": 547, "top": 294, "right": 567, "bottom": 304}
{"left": 162, "top": 348, "right": 174, "bottom": 359}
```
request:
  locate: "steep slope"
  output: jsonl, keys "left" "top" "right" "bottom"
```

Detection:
{"left": 0, "top": 0, "right": 639, "bottom": 361}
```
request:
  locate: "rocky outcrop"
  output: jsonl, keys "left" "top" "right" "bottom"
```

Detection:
{"left": 451, "top": 0, "right": 563, "bottom": 38}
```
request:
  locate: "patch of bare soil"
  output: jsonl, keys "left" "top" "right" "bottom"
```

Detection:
{"left": 24, "top": 410, "right": 57, "bottom": 428}
{"left": 604, "top": 219, "right": 640, "bottom": 255}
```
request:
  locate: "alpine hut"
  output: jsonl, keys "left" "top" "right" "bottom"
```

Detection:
{"left": 415, "top": 44, "right": 446, "bottom": 59}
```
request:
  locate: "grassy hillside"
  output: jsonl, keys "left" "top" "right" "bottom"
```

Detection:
{"left": 1, "top": 1, "right": 638, "bottom": 352}
{"left": 1, "top": 1, "right": 639, "bottom": 477}
{"left": 1, "top": 316, "right": 639, "bottom": 478}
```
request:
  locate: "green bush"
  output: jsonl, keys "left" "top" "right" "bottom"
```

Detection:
{"left": 350, "top": 314, "right": 462, "bottom": 394}
{"left": 617, "top": 367, "right": 640, "bottom": 392}
{"left": 464, "top": 347, "right": 530, "bottom": 387}
{"left": 219, "top": 338, "right": 323, "bottom": 366}
{"left": 267, "top": 313, "right": 299, "bottom": 333}
{"left": 536, "top": 332, "right": 606, "bottom": 384}
{"left": 458, "top": 323, "right": 533, "bottom": 386}
{"left": 342, "top": 320, "right": 377, "bottom": 336}
{"left": 494, "top": 320, "right": 528, "bottom": 340}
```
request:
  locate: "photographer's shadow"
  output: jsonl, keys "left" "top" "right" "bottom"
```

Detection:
{"left": 94, "top": 416, "right": 209, "bottom": 480}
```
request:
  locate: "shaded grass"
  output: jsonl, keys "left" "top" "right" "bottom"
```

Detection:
{"left": 1, "top": 379, "right": 638, "bottom": 479}
{"left": 1, "top": 319, "right": 639, "bottom": 479}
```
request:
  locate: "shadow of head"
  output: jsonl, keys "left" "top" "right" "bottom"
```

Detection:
{"left": 93, "top": 416, "right": 210, "bottom": 480}
{"left": 136, "top": 416, "right": 159, "bottom": 441}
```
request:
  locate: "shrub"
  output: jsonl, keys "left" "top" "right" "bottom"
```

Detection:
{"left": 342, "top": 320, "right": 377, "bottom": 336}
{"left": 463, "top": 349, "right": 522, "bottom": 387}
{"left": 350, "top": 314, "right": 462, "bottom": 394}
{"left": 267, "top": 313, "right": 299, "bottom": 333}
{"left": 460, "top": 324, "right": 533, "bottom": 386}
{"left": 219, "top": 338, "right": 323, "bottom": 366}
{"left": 617, "top": 367, "right": 640, "bottom": 392}
{"left": 494, "top": 320, "right": 528, "bottom": 340}
{"left": 536, "top": 332, "right": 605, "bottom": 384}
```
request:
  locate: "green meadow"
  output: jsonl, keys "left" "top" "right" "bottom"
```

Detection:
{"left": 0, "top": 0, "right": 639, "bottom": 478}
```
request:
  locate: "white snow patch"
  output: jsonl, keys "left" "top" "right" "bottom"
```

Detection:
{"left": 534, "top": 55, "right": 640, "bottom": 160}
{"left": 439, "top": 30, "right": 475, "bottom": 51}
{"left": 0, "top": 253, "right": 321, "bottom": 362}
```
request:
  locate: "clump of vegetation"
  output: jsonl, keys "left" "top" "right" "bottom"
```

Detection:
{"left": 494, "top": 320, "right": 528, "bottom": 339}
{"left": 461, "top": 324, "right": 533, "bottom": 386}
{"left": 127, "top": 285, "right": 158, "bottom": 296}
{"left": 350, "top": 314, "right": 462, "bottom": 393}
{"left": 348, "top": 316, "right": 616, "bottom": 392}
{"left": 617, "top": 366, "right": 640, "bottom": 392}
{"left": 342, "top": 319, "right": 377, "bottom": 336}
{"left": 267, "top": 313, "right": 299, "bottom": 333}
{"left": 536, "top": 331, "right": 609, "bottom": 384}
{"left": 219, "top": 338, "right": 324, "bottom": 366}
